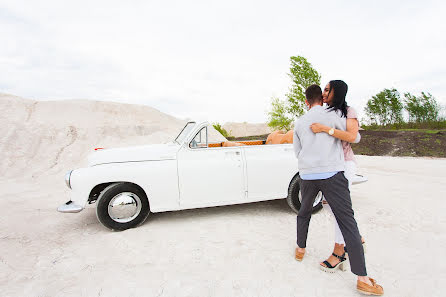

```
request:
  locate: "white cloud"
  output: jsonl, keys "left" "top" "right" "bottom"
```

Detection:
{"left": 1, "top": 0, "right": 445, "bottom": 123}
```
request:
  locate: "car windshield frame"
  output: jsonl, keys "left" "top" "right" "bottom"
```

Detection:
{"left": 174, "top": 122, "right": 196, "bottom": 144}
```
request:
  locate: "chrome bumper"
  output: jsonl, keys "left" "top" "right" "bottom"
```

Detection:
{"left": 57, "top": 201, "right": 83, "bottom": 213}
{"left": 352, "top": 174, "right": 368, "bottom": 185}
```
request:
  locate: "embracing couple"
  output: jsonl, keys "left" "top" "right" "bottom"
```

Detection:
{"left": 292, "top": 80, "right": 384, "bottom": 296}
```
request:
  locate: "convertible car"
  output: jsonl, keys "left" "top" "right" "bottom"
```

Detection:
{"left": 58, "top": 121, "right": 367, "bottom": 230}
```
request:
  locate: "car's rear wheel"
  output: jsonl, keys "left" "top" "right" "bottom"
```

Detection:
{"left": 96, "top": 183, "right": 150, "bottom": 231}
{"left": 287, "top": 174, "right": 323, "bottom": 214}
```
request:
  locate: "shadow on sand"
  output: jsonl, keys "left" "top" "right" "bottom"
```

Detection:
{"left": 147, "top": 198, "right": 294, "bottom": 224}
{"left": 80, "top": 198, "right": 295, "bottom": 232}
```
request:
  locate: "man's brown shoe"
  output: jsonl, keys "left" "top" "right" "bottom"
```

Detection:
{"left": 295, "top": 248, "right": 305, "bottom": 261}
{"left": 357, "top": 277, "right": 384, "bottom": 296}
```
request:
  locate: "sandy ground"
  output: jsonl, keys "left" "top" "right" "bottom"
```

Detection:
{"left": 1, "top": 155, "right": 446, "bottom": 297}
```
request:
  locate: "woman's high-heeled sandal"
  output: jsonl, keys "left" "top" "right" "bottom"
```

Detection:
{"left": 319, "top": 252, "right": 347, "bottom": 273}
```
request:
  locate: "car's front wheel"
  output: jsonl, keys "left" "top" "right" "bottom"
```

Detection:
{"left": 287, "top": 174, "right": 323, "bottom": 214}
{"left": 96, "top": 183, "right": 150, "bottom": 231}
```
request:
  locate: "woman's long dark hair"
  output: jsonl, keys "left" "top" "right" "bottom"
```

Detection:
{"left": 327, "top": 80, "right": 348, "bottom": 118}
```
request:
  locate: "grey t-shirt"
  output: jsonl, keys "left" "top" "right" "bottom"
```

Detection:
{"left": 293, "top": 105, "right": 346, "bottom": 175}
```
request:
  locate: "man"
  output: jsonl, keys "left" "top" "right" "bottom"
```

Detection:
{"left": 293, "top": 84, "right": 384, "bottom": 296}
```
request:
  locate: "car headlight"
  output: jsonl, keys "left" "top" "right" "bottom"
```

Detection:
{"left": 65, "top": 170, "right": 73, "bottom": 189}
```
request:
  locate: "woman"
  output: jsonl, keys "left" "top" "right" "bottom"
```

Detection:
{"left": 310, "top": 80, "right": 365, "bottom": 272}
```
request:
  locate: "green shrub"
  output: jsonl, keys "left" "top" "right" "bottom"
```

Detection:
{"left": 212, "top": 123, "right": 232, "bottom": 138}
{"left": 267, "top": 97, "right": 293, "bottom": 131}
{"left": 361, "top": 120, "right": 446, "bottom": 130}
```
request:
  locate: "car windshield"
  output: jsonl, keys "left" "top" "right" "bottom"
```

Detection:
{"left": 175, "top": 122, "right": 196, "bottom": 144}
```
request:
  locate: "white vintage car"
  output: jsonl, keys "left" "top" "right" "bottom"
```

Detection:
{"left": 58, "top": 121, "right": 367, "bottom": 230}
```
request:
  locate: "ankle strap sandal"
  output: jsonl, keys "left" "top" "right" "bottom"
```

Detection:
{"left": 320, "top": 252, "right": 347, "bottom": 273}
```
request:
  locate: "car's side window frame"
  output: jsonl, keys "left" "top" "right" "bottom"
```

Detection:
{"left": 189, "top": 126, "right": 208, "bottom": 149}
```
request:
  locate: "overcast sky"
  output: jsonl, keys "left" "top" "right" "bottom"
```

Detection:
{"left": 1, "top": 0, "right": 445, "bottom": 123}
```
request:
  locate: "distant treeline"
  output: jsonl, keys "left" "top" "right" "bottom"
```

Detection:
{"left": 267, "top": 55, "right": 445, "bottom": 131}
{"left": 363, "top": 88, "right": 445, "bottom": 129}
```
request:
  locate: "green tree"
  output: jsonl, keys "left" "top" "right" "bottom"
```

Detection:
{"left": 364, "top": 88, "right": 403, "bottom": 125}
{"left": 387, "top": 89, "right": 404, "bottom": 124}
{"left": 267, "top": 97, "right": 293, "bottom": 131}
{"left": 267, "top": 55, "right": 321, "bottom": 130}
{"left": 404, "top": 92, "right": 440, "bottom": 123}
{"left": 286, "top": 56, "right": 321, "bottom": 118}
{"left": 404, "top": 93, "right": 422, "bottom": 123}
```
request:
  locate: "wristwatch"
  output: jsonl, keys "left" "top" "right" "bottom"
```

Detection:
{"left": 328, "top": 127, "right": 335, "bottom": 135}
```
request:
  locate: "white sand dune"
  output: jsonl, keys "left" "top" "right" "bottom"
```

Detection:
{"left": 0, "top": 93, "right": 184, "bottom": 179}
{"left": 1, "top": 94, "right": 445, "bottom": 296}
{"left": 1, "top": 93, "right": 230, "bottom": 179}
{"left": 222, "top": 122, "right": 272, "bottom": 137}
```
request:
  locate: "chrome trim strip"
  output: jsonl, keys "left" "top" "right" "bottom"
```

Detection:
{"left": 57, "top": 201, "right": 83, "bottom": 213}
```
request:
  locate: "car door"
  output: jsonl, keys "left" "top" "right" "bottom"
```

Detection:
{"left": 243, "top": 143, "right": 298, "bottom": 200}
{"left": 177, "top": 126, "right": 245, "bottom": 208}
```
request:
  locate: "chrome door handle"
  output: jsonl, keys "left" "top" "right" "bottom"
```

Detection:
{"left": 225, "top": 151, "right": 240, "bottom": 155}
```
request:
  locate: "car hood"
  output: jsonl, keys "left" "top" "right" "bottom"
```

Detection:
{"left": 88, "top": 142, "right": 181, "bottom": 166}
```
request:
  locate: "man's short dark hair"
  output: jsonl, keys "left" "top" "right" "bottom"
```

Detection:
{"left": 305, "top": 84, "right": 322, "bottom": 105}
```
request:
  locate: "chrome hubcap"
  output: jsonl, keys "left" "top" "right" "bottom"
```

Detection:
{"left": 108, "top": 192, "right": 142, "bottom": 223}
{"left": 299, "top": 191, "right": 323, "bottom": 207}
